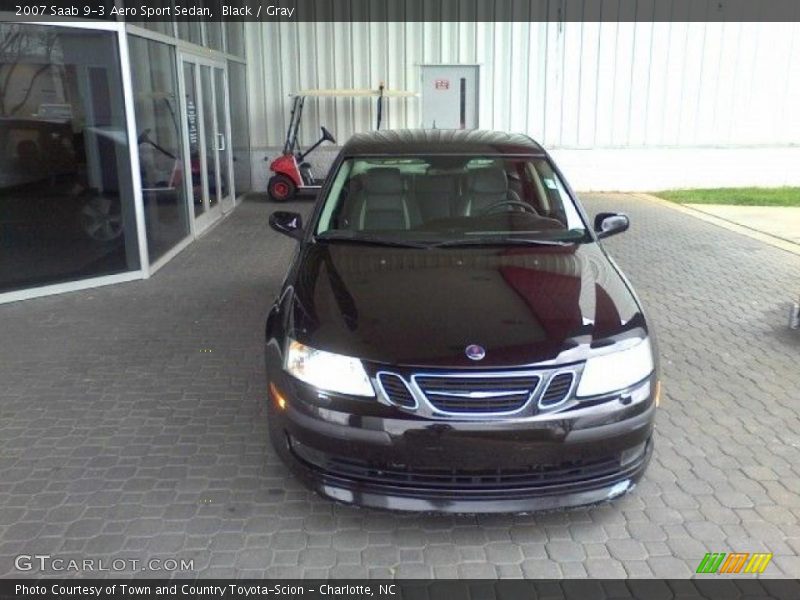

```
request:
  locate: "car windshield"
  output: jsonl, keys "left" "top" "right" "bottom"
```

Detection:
{"left": 314, "top": 155, "right": 588, "bottom": 245}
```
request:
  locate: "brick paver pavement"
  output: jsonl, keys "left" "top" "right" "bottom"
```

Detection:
{"left": 1, "top": 193, "right": 799, "bottom": 578}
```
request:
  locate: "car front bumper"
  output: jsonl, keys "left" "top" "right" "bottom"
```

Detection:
{"left": 266, "top": 368, "right": 656, "bottom": 513}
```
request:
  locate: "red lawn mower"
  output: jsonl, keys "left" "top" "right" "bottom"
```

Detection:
{"left": 266, "top": 86, "right": 415, "bottom": 202}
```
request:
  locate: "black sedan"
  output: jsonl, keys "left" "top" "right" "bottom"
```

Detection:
{"left": 265, "top": 129, "right": 658, "bottom": 513}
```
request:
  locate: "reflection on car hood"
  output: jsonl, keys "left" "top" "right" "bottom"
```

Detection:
{"left": 288, "top": 242, "right": 646, "bottom": 368}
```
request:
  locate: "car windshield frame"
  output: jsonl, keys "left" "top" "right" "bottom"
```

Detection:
{"left": 311, "top": 153, "right": 591, "bottom": 247}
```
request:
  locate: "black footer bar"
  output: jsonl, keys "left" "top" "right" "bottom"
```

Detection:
{"left": 3, "top": 579, "right": 800, "bottom": 600}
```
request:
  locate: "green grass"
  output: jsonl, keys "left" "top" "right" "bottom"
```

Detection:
{"left": 653, "top": 187, "right": 800, "bottom": 207}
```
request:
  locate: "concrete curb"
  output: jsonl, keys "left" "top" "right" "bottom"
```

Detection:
{"left": 630, "top": 192, "right": 800, "bottom": 258}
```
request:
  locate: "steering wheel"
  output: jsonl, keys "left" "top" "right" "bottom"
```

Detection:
{"left": 478, "top": 199, "right": 537, "bottom": 215}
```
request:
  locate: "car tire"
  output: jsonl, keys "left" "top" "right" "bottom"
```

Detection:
{"left": 268, "top": 175, "right": 296, "bottom": 202}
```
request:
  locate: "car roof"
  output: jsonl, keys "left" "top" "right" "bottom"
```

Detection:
{"left": 340, "top": 129, "right": 546, "bottom": 157}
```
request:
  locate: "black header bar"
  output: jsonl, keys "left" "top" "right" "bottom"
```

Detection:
{"left": 1, "top": 0, "right": 800, "bottom": 23}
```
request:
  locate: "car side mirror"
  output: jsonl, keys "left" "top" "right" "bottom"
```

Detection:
{"left": 269, "top": 211, "right": 304, "bottom": 240}
{"left": 594, "top": 212, "right": 630, "bottom": 239}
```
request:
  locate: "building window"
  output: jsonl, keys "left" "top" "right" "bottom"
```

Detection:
{"left": 177, "top": 22, "right": 202, "bottom": 46}
{"left": 128, "top": 36, "right": 190, "bottom": 263}
{"left": 134, "top": 20, "right": 174, "bottom": 38}
{"left": 134, "top": 0, "right": 175, "bottom": 37}
{"left": 225, "top": 23, "right": 245, "bottom": 58}
{"left": 227, "top": 61, "right": 250, "bottom": 194}
{"left": 206, "top": 22, "right": 223, "bottom": 52}
{"left": 0, "top": 23, "right": 140, "bottom": 294}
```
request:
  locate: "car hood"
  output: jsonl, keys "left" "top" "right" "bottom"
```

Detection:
{"left": 287, "top": 242, "right": 646, "bottom": 368}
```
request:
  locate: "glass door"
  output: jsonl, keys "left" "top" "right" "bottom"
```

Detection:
{"left": 213, "top": 67, "right": 234, "bottom": 213}
{"left": 178, "top": 54, "right": 233, "bottom": 234}
{"left": 181, "top": 61, "right": 205, "bottom": 221}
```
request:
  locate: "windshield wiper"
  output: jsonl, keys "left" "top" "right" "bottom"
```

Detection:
{"left": 314, "top": 231, "right": 430, "bottom": 249}
{"left": 427, "top": 237, "right": 576, "bottom": 248}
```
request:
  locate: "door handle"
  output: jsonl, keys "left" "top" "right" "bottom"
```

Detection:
{"left": 217, "top": 133, "right": 226, "bottom": 152}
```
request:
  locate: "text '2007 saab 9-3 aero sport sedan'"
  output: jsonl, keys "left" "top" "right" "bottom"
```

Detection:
{"left": 265, "top": 129, "right": 659, "bottom": 513}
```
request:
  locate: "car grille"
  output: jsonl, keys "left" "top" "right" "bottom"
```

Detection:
{"left": 539, "top": 372, "right": 575, "bottom": 408}
{"left": 291, "top": 438, "right": 623, "bottom": 491}
{"left": 376, "top": 372, "right": 416, "bottom": 408}
{"left": 413, "top": 374, "right": 541, "bottom": 414}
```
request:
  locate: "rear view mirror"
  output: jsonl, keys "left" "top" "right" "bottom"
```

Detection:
{"left": 269, "top": 211, "right": 304, "bottom": 240}
{"left": 594, "top": 212, "right": 630, "bottom": 239}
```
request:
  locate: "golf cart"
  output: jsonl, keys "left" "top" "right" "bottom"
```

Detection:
{"left": 267, "top": 85, "right": 416, "bottom": 202}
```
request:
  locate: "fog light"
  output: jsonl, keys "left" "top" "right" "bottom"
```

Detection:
{"left": 289, "top": 437, "right": 328, "bottom": 468}
{"left": 269, "top": 382, "right": 287, "bottom": 410}
{"left": 620, "top": 442, "right": 647, "bottom": 467}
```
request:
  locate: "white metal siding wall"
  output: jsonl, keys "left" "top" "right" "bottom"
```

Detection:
{"left": 246, "top": 15, "right": 800, "bottom": 190}
{"left": 247, "top": 19, "right": 800, "bottom": 149}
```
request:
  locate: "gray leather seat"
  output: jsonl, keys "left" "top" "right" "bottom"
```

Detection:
{"left": 459, "top": 167, "right": 520, "bottom": 216}
{"left": 350, "top": 168, "right": 421, "bottom": 230}
{"left": 413, "top": 174, "right": 459, "bottom": 221}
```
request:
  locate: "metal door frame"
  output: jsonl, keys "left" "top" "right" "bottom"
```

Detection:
{"left": 213, "top": 65, "right": 236, "bottom": 215}
{"left": 177, "top": 52, "right": 234, "bottom": 236}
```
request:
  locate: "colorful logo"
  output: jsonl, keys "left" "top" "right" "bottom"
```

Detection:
{"left": 696, "top": 552, "right": 773, "bottom": 574}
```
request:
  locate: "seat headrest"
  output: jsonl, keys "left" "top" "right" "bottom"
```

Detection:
{"left": 362, "top": 168, "right": 404, "bottom": 194}
{"left": 468, "top": 167, "right": 508, "bottom": 194}
{"left": 414, "top": 174, "right": 458, "bottom": 193}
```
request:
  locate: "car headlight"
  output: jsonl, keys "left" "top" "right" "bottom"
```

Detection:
{"left": 284, "top": 338, "right": 375, "bottom": 397}
{"left": 576, "top": 337, "right": 654, "bottom": 397}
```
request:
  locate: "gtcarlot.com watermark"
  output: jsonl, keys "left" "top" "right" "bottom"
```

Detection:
{"left": 15, "top": 554, "right": 193, "bottom": 573}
